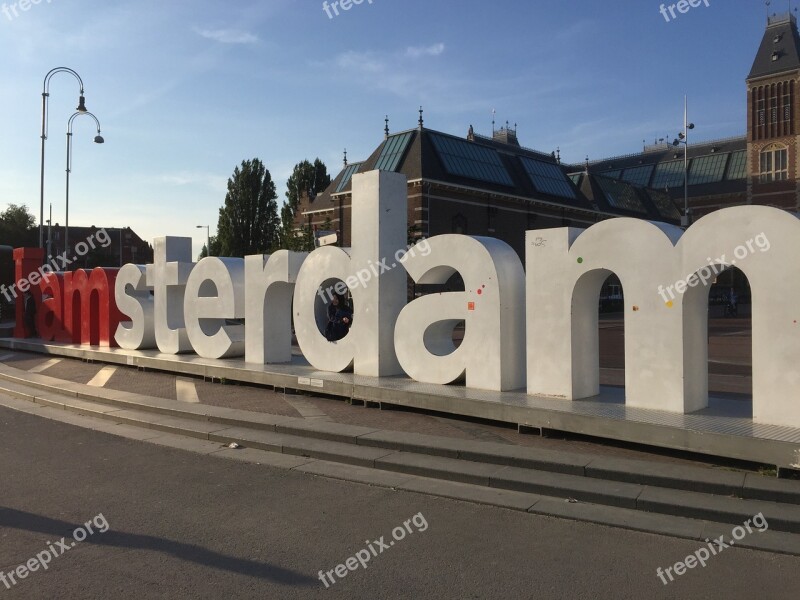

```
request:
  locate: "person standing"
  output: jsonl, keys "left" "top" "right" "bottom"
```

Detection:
{"left": 325, "top": 292, "right": 352, "bottom": 342}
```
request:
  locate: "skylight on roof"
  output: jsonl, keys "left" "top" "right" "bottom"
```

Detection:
{"left": 651, "top": 160, "right": 686, "bottom": 189}
{"left": 595, "top": 177, "right": 647, "bottom": 214}
{"left": 519, "top": 157, "right": 576, "bottom": 199}
{"left": 726, "top": 151, "right": 747, "bottom": 180}
{"left": 429, "top": 133, "right": 514, "bottom": 186}
{"left": 374, "top": 131, "right": 413, "bottom": 172}
{"left": 689, "top": 153, "right": 728, "bottom": 185}
{"left": 620, "top": 164, "right": 654, "bottom": 187}
{"left": 335, "top": 162, "right": 362, "bottom": 193}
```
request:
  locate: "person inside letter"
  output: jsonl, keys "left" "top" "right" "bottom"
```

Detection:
{"left": 325, "top": 292, "right": 352, "bottom": 342}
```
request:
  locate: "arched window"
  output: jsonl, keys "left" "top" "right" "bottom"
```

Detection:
{"left": 452, "top": 213, "right": 467, "bottom": 234}
{"left": 759, "top": 143, "right": 788, "bottom": 182}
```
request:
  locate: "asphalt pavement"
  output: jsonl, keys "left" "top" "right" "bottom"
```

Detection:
{"left": 1, "top": 405, "right": 798, "bottom": 599}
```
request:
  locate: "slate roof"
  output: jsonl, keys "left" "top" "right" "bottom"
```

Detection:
{"left": 749, "top": 13, "right": 800, "bottom": 79}
{"left": 316, "top": 127, "right": 682, "bottom": 222}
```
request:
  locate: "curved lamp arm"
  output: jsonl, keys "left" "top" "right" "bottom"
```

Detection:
{"left": 42, "top": 67, "right": 86, "bottom": 141}
{"left": 66, "top": 111, "right": 103, "bottom": 173}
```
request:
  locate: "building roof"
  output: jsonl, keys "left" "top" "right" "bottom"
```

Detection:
{"left": 749, "top": 12, "right": 800, "bottom": 79}
{"left": 572, "top": 136, "right": 747, "bottom": 202}
{"left": 312, "top": 125, "right": 682, "bottom": 223}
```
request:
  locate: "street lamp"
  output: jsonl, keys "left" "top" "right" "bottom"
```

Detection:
{"left": 40, "top": 67, "right": 88, "bottom": 249}
{"left": 65, "top": 111, "right": 104, "bottom": 258}
{"left": 196, "top": 225, "right": 210, "bottom": 256}
{"left": 672, "top": 95, "right": 695, "bottom": 228}
{"left": 45, "top": 203, "right": 52, "bottom": 259}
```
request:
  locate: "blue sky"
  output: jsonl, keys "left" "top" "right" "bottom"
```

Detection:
{"left": 0, "top": 0, "right": 775, "bottom": 257}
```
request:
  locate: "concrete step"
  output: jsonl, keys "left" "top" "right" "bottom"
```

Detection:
{"left": 2, "top": 362, "right": 799, "bottom": 507}
{"left": 3, "top": 375, "right": 800, "bottom": 539}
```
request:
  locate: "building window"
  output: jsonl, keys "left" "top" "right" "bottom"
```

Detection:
{"left": 487, "top": 206, "right": 497, "bottom": 232}
{"left": 757, "top": 97, "right": 765, "bottom": 126}
{"left": 771, "top": 97, "right": 778, "bottom": 123}
{"left": 783, "top": 93, "right": 791, "bottom": 122}
{"left": 452, "top": 214, "right": 467, "bottom": 234}
{"left": 759, "top": 144, "right": 788, "bottom": 182}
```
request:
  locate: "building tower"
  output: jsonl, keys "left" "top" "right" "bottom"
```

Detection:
{"left": 747, "top": 11, "right": 800, "bottom": 209}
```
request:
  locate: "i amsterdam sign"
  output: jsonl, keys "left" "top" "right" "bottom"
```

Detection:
{"left": 11, "top": 171, "right": 800, "bottom": 429}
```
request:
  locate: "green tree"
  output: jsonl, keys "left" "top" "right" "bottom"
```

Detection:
{"left": 215, "top": 159, "right": 280, "bottom": 257}
{"left": 0, "top": 204, "right": 37, "bottom": 248}
{"left": 279, "top": 159, "right": 331, "bottom": 251}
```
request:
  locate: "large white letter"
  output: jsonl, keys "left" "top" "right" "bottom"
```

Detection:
{"left": 394, "top": 235, "right": 525, "bottom": 391}
{"left": 114, "top": 263, "right": 156, "bottom": 350}
{"left": 293, "top": 170, "right": 407, "bottom": 376}
{"left": 184, "top": 257, "right": 245, "bottom": 359}
{"left": 245, "top": 251, "right": 306, "bottom": 364}
{"left": 146, "top": 237, "right": 195, "bottom": 354}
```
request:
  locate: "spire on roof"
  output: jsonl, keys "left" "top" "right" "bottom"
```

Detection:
{"left": 418, "top": 106, "right": 424, "bottom": 129}
{"left": 343, "top": 148, "right": 348, "bottom": 168}
{"left": 384, "top": 115, "right": 389, "bottom": 139}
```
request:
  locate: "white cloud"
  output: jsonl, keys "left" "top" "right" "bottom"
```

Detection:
{"left": 405, "top": 43, "right": 445, "bottom": 59}
{"left": 194, "top": 28, "right": 259, "bottom": 45}
{"left": 335, "top": 50, "right": 386, "bottom": 73}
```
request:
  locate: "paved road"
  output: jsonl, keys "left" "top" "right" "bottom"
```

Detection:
{"left": 1, "top": 406, "right": 798, "bottom": 599}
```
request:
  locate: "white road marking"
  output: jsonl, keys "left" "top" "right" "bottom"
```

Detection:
{"left": 284, "top": 396, "right": 332, "bottom": 421}
{"left": 87, "top": 366, "right": 117, "bottom": 387}
{"left": 28, "top": 358, "right": 61, "bottom": 373}
{"left": 176, "top": 378, "right": 200, "bottom": 403}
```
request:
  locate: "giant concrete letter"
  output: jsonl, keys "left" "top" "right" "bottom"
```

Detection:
{"left": 12, "top": 247, "right": 43, "bottom": 338}
{"left": 63, "top": 268, "right": 124, "bottom": 347}
{"left": 37, "top": 272, "right": 70, "bottom": 343}
{"left": 680, "top": 206, "right": 800, "bottom": 428}
{"left": 293, "top": 170, "right": 407, "bottom": 376}
{"left": 146, "top": 237, "right": 194, "bottom": 354}
{"left": 184, "top": 257, "right": 245, "bottom": 359}
{"left": 114, "top": 263, "right": 156, "bottom": 350}
{"left": 526, "top": 206, "right": 800, "bottom": 428}
{"left": 395, "top": 235, "right": 526, "bottom": 391}
{"left": 245, "top": 251, "right": 306, "bottom": 364}
{"left": 526, "top": 220, "right": 686, "bottom": 410}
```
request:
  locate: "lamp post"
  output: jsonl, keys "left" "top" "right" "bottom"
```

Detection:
{"left": 196, "top": 225, "right": 210, "bottom": 256}
{"left": 45, "top": 204, "right": 52, "bottom": 259}
{"left": 672, "top": 96, "right": 695, "bottom": 228}
{"left": 65, "top": 111, "right": 104, "bottom": 259}
{"left": 40, "top": 67, "right": 88, "bottom": 249}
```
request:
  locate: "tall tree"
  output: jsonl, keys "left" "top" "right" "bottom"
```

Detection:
{"left": 215, "top": 159, "right": 280, "bottom": 257}
{"left": 0, "top": 204, "right": 37, "bottom": 248}
{"left": 279, "top": 159, "right": 331, "bottom": 251}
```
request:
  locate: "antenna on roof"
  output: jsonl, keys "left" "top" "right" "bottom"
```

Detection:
{"left": 343, "top": 148, "right": 348, "bottom": 168}
{"left": 418, "top": 106, "right": 424, "bottom": 129}
{"left": 492, "top": 109, "right": 496, "bottom": 135}
{"left": 384, "top": 115, "right": 389, "bottom": 140}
